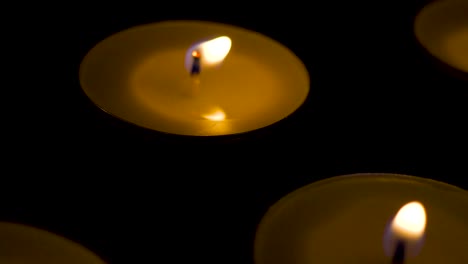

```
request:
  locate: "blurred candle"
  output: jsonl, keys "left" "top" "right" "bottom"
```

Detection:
{"left": 0, "top": 222, "right": 105, "bottom": 264}
{"left": 414, "top": 0, "right": 468, "bottom": 73}
{"left": 79, "top": 21, "right": 309, "bottom": 136}
{"left": 255, "top": 173, "right": 468, "bottom": 264}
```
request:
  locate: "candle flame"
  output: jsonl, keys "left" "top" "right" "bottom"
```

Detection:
{"left": 197, "top": 36, "right": 232, "bottom": 65}
{"left": 192, "top": 50, "right": 201, "bottom": 58}
{"left": 202, "top": 109, "right": 226, "bottom": 121}
{"left": 383, "top": 201, "right": 427, "bottom": 257}
{"left": 185, "top": 36, "right": 232, "bottom": 73}
{"left": 391, "top": 201, "right": 426, "bottom": 239}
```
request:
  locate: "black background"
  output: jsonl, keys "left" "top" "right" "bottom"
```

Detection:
{"left": 2, "top": 1, "right": 467, "bottom": 263}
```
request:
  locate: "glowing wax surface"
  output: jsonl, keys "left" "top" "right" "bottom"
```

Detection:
{"left": 0, "top": 222, "right": 105, "bottom": 264}
{"left": 255, "top": 173, "right": 468, "bottom": 264}
{"left": 79, "top": 21, "right": 309, "bottom": 136}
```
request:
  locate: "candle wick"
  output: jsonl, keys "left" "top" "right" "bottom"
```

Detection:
{"left": 190, "top": 50, "right": 201, "bottom": 76}
{"left": 190, "top": 74, "right": 200, "bottom": 96}
{"left": 391, "top": 240, "right": 405, "bottom": 264}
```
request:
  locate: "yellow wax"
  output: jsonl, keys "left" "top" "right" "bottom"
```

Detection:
{"left": 0, "top": 222, "right": 105, "bottom": 263}
{"left": 254, "top": 173, "right": 468, "bottom": 264}
{"left": 79, "top": 21, "right": 309, "bottom": 136}
{"left": 414, "top": 0, "right": 468, "bottom": 73}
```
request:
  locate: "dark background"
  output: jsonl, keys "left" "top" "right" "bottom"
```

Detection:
{"left": 2, "top": 1, "right": 467, "bottom": 263}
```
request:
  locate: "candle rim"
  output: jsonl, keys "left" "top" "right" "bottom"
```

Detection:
{"left": 267, "top": 173, "right": 466, "bottom": 206}
{"left": 256, "top": 173, "right": 467, "bottom": 228}
{"left": 79, "top": 20, "right": 310, "bottom": 80}
{"left": 0, "top": 221, "right": 107, "bottom": 263}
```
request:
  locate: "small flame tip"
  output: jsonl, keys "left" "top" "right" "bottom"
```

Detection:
{"left": 192, "top": 50, "right": 201, "bottom": 58}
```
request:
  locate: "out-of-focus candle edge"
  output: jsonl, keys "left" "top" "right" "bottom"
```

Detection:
{"left": 413, "top": 0, "right": 468, "bottom": 75}
{"left": 253, "top": 173, "right": 467, "bottom": 264}
{"left": 0, "top": 222, "right": 106, "bottom": 263}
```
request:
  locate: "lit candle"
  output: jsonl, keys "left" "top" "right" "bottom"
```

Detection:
{"left": 79, "top": 21, "right": 309, "bottom": 136}
{"left": 414, "top": 0, "right": 468, "bottom": 74}
{"left": 255, "top": 173, "right": 468, "bottom": 264}
{"left": 0, "top": 222, "right": 105, "bottom": 263}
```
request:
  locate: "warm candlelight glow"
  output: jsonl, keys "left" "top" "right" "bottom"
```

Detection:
{"left": 197, "top": 36, "right": 232, "bottom": 65}
{"left": 391, "top": 201, "right": 426, "bottom": 239}
{"left": 192, "top": 50, "right": 201, "bottom": 58}
{"left": 82, "top": 21, "right": 309, "bottom": 136}
{"left": 185, "top": 36, "right": 232, "bottom": 72}
{"left": 202, "top": 108, "right": 226, "bottom": 121}
{"left": 383, "top": 201, "right": 427, "bottom": 257}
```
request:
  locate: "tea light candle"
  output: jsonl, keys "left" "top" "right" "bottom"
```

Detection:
{"left": 79, "top": 21, "right": 309, "bottom": 136}
{"left": 414, "top": 0, "right": 468, "bottom": 73}
{"left": 255, "top": 173, "right": 468, "bottom": 264}
{"left": 0, "top": 222, "right": 105, "bottom": 264}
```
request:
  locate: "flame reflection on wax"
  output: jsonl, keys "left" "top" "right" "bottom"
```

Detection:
{"left": 202, "top": 108, "right": 226, "bottom": 121}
